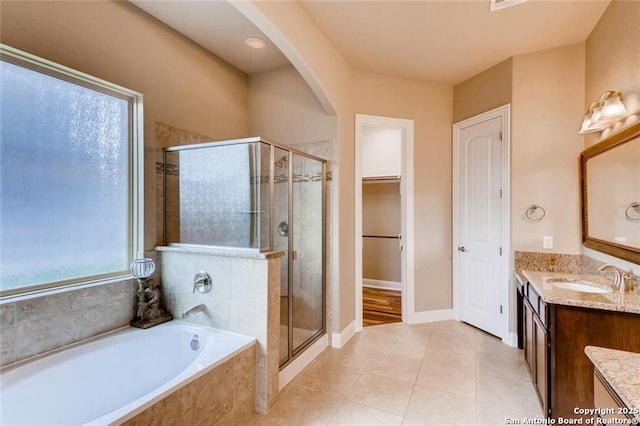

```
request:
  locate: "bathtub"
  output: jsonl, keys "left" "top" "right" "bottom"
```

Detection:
{"left": 0, "top": 320, "right": 256, "bottom": 425}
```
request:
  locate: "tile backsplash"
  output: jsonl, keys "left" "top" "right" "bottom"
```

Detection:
{"left": 515, "top": 251, "right": 639, "bottom": 292}
{"left": 0, "top": 279, "right": 135, "bottom": 367}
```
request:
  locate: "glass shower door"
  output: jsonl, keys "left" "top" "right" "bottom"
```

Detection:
{"left": 291, "top": 153, "right": 325, "bottom": 355}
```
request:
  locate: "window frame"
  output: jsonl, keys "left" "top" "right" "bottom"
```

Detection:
{"left": 0, "top": 44, "right": 144, "bottom": 298}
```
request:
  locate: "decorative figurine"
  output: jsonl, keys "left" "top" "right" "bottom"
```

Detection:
{"left": 130, "top": 258, "right": 172, "bottom": 329}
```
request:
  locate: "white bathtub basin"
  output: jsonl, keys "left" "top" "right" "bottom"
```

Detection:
{"left": 0, "top": 320, "right": 255, "bottom": 425}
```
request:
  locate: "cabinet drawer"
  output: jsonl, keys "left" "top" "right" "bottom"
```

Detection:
{"left": 538, "top": 298, "right": 548, "bottom": 328}
{"left": 526, "top": 283, "right": 539, "bottom": 312}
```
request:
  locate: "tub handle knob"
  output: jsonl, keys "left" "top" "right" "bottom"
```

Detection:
{"left": 193, "top": 272, "right": 212, "bottom": 293}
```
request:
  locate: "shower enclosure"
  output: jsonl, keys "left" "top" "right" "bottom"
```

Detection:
{"left": 163, "top": 137, "right": 326, "bottom": 368}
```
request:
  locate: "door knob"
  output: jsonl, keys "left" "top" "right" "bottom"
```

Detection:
{"left": 457, "top": 246, "right": 467, "bottom": 252}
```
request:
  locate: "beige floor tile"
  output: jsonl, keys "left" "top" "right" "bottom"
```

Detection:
{"left": 368, "top": 333, "right": 429, "bottom": 360}
{"left": 475, "top": 332, "right": 522, "bottom": 360}
{"left": 266, "top": 385, "right": 342, "bottom": 426}
{"left": 346, "top": 373, "right": 415, "bottom": 416}
{"left": 476, "top": 400, "right": 543, "bottom": 426}
{"left": 267, "top": 321, "right": 536, "bottom": 426}
{"left": 253, "top": 417, "right": 283, "bottom": 426}
{"left": 416, "top": 358, "right": 476, "bottom": 399}
{"left": 401, "top": 418, "right": 432, "bottom": 426}
{"left": 366, "top": 322, "right": 433, "bottom": 341}
{"left": 293, "top": 359, "right": 360, "bottom": 398}
{"left": 432, "top": 320, "right": 478, "bottom": 339}
{"left": 405, "top": 386, "right": 477, "bottom": 425}
{"left": 359, "top": 324, "right": 430, "bottom": 359}
{"left": 476, "top": 351, "right": 530, "bottom": 383}
{"left": 365, "top": 349, "right": 423, "bottom": 383}
{"left": 327, "top": 400, "right": 404, "bottom": 425}
{"left": 319, "top": 341, "right": 376, "bottom": 372}
{"left": 476, "top": 373, "right": 542, "bottom": 416}
{"left": 424, "top": 338, "right": 476, "bottom": 369}
{"left": 428, "top": 331, "right": 476, "bottom": 353}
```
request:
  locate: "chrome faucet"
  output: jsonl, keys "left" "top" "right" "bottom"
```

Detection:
{"left": 182, "top": 303, "right": 206, "bottom": 319}
{"left": 598, "top": 264, "right": 632, "bottom": 292}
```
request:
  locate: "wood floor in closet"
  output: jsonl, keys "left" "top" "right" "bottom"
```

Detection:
{"left": 363, "top": 287, "right": 402, "bottom": 327}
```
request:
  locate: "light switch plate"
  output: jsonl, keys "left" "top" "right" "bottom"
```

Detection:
{"left": 543, "top": 236, "right": 553, "bottom": 249}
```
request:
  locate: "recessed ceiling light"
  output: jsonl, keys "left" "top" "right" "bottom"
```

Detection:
{"left": 490, "top": 0, "right": 526, "bottom": 12}
{"left": 245, "top": 37, "right": 267, "bottom": 49}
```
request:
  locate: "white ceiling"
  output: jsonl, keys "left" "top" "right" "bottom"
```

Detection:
{"left": 131, "top": 0, "right": 610, "bottom": 84}
{"left": 130, "top": 0, "right": 291, "bottom": 74}
{"left": 298, "top": 0, "right": 610, "bottom": 84}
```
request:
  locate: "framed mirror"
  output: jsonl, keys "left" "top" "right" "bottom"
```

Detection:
{"left": 581, "top": 121, "right": 640, "bottom": 264}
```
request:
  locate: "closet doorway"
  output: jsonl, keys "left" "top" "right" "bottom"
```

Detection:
{"left": 355, "top": 114, "right": 415, "bottom": 330}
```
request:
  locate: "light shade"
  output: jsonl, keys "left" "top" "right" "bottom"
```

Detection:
{"left": 130, "top": 258, "right": 155, "bottom": 279}
{"left": 579, "top": 101, "right": 607, "bottom": 134}
{"left": 601, "top": 95, "right": 627, "bottom": 119}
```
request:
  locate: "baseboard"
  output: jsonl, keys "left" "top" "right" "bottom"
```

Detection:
{"left": 278, "top": 334, "right": 328, "bottom": 390}
{"left": 330, "top": 319, "right": 357, "bottom": 348}
{"left": 363, "top": 279, "right": 402, "bottom": 291}
{"left": 409, "top": 309, "right": 455, "bottom": 324}
{"left": 503, "top": 332, "right": 518, "bottom": 348}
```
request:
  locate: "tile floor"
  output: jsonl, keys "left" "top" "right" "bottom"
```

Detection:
{"left": 257, "top": 320, "right": 543, "bottom": 425}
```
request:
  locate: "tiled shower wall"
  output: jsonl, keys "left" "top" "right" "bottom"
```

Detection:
{"left": 0, "top": 278, "right": 135, "bottom": 367}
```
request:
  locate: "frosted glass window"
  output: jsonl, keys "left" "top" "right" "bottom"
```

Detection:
{"left": 0, "top": 57, "right": 136, "bottom": 295}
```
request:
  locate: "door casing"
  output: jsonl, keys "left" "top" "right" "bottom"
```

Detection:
{"left": 355, "top": 114, "right": 415, "bottom": 330}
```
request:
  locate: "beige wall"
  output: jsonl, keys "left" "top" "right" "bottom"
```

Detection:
{"left": 453, "top": 58, "right": 513, "bottom": 123}
{"left": 249, "top": 66, "right": 337, "bottom": 145}
{"left": 233, "top": 0, "right": 358, "bottom": 331}
{"left": 353, "top": 71, "right": 454, "bottom": 313}
{"left": 362, "top": 183, "right": 401, "bottom": 282}
{"left": 511, "top": 43, "right": 586, "bottom": 255}
{"left": 0, "top": 1, "right": 251, "bottom": 250}
{"left": 585, "top": 0, "right": 640, "bottom": 147}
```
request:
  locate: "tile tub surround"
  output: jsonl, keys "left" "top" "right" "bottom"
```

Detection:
{"left": 522, "top": 270, "right": 640, "bottom": 314}
{"left": 156, "top": 246, "right": 284, "bottom": 414}
{"left": 585, "top": 346, "right": 640, "bottom": 421}
{"left": 0, "top": 279, "right": 135, "bottom": 367}
{"left": 514, "top": 251, "right": 639, "bottom": 292}
{"left": 122, "top": 343, "right": 258, "bottom": 426}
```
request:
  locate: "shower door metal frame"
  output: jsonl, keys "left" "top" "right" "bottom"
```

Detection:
{"left": 280, "top": 148, "right": 327, "bottom": 369}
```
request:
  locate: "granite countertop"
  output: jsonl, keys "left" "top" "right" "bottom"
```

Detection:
{"left": 585, "top": 346, "right": 640, "bottom": 419}
{"left": 522, "top": 270, "right": 640, "bottom": 314}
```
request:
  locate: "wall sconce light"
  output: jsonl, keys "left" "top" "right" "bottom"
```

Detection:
{"left": 579, "top": 91, "right": 628, "bottom": 134}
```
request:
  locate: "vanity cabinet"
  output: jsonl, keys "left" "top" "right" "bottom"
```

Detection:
{"left": 593, "top": 370, "right": 634, "bottom": 423}
{"left": 523, "top": 283, "right": 550, "bottom": 417}
{"left": 521, "top": 278, "right": 640, "bottom": 421}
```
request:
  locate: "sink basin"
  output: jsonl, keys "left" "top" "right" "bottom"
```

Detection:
{"left": 546, "top": 278, "right": 612, "bottom": 294}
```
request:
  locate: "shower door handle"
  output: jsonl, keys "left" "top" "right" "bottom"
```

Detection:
{"left": 291, "top": 250, "right": 297, "bottom": 260}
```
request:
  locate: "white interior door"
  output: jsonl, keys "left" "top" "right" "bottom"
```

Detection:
{"left": 456, "top": 115, "right": 504, "bottom": 337}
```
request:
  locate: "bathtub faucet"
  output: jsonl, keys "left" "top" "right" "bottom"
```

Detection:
{"left": 182, "top": 304, "right": 206, "bottom": 319}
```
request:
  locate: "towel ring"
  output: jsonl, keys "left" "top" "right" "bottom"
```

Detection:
{"left": 525, "top": 204, "right": 546, "bottom": 221}
{"left": 625, "top": 202, "right": 640, "bottom": 220}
